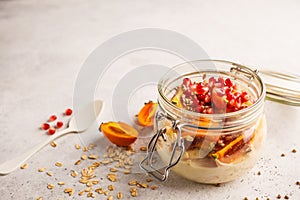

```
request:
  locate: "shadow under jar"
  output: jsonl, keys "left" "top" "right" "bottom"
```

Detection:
{"left": 141, "top": 60, "right": 268, "bottom": 184}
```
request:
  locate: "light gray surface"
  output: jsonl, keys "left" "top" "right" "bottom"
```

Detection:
{"left": 0, "top": 0, "right": 300, "bottom": 199}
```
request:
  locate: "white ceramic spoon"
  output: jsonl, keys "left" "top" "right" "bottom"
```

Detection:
{"left": 0, "top": 100, "right": 103, "bottom": 175}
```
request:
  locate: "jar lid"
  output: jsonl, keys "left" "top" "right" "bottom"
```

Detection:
{"left": 227, "top": 61, "right": 300, "bottom": 106}
{"left": 259, "top": 70, "right": 300, "bottom": 106}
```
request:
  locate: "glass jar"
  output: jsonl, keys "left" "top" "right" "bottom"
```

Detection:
{"left": 140, "top": 60, "right": 268, "bottom": 183}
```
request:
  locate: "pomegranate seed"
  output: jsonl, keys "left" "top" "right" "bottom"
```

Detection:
{"left": 206, "top": 108, "right": 213, "bottom": 114}
{"left": 196, "top": 105, "right": 204, "bottom": 113}
{"left": 224, "top": 86, "right": 231, "bottom": 94}
{"left": 197, "top": 94, "right": 205, "bottom": 101}
{"left": 208, "top": 77, "right": 216, "bottom": 84}
{"left": 236, "top": 97, "right": 242, "bottom": 109}
{"left": 183, "top": 78, "right": 192, "bottom": 87}
{"left": 190, "top": 83, "right": 197, "bottom": 92}
{"left": 48, "top": 127, "right": 56, "bottom": 135}
{"left": 41, "top": 123, "right": 50, "bottom": 130}
{"left": 204, "top": 94, "right": 211, "bottom": 103}
{"left": 226, "top": 93, "right": 234, "bottom": 101}
{"left": 234, "top": 92, "right": 241, "bottom": 98}
{"left": 241, "top": 91, "right": 249, "bottom": 102}
{"left": 65, "top": 108, "right": 73, "bottom": 116}
{"left": 56, "top": 121, "right": 64, "bottom": 129}
{"left": 48, "top": 115, "right": 57, "bottom": 122}
{"left": 196, "top": 85, "right": 209, "bottom": 95}
{"left": 218, "top": 77, "right": 225, "bottom": 85}
{"left": 225, "top": 78, "right": 233, "bottom": 87}
{"left": 228, "top": 99, "right": 236, "bottom": 108}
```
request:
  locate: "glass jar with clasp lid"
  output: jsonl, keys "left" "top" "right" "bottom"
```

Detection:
{"left": 140, "top": 60, "right": 300, "bottom": 183}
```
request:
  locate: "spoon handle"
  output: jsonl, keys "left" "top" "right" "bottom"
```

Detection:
{"left": 0, "top": 128, "right": 74, "bottom": 175}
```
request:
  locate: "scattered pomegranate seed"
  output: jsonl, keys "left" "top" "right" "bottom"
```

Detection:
{"left": 56, "top": 121, "right": 64, "bottom": 129}
{"left": 48, "top": 127, "right": 56, "bottom": 135}
{"left": 65, "top": 108, "right": 73, "bottom": 116}
{"left": 48, "top": 115, "right": 57, "bottom": 122}
{"left": 41, "top": 123, "right": 50, "bottom": 130}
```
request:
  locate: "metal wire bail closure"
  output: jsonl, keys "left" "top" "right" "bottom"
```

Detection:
{"left": 139, "top": 112, "right": 185, "bottom": 182}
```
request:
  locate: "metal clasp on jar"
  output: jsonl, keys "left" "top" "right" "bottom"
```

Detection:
{"left": 139, "top": 111, "right": 185, "bottom": 182}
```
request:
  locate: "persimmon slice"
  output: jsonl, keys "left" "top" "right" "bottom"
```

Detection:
{"left": 100, "top": 121, "right": 138, "bottom": 146}
{"left": 137, "top": 101, "right": 158, "bottom": 126}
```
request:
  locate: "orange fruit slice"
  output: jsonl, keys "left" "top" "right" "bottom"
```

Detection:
{"left": 137, "top": 101, "right": 158, "bottom": 126}
{"left": 100, "top": 121, "right": 138, "bottom": 146}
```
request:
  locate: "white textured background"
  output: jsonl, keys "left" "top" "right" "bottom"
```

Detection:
{"left": 0, "top": 0, "right": 299, "bottom": 199}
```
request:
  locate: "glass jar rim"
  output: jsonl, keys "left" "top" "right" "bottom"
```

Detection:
{"left": 157, "top": 59, "right": 266, "bottom": 119}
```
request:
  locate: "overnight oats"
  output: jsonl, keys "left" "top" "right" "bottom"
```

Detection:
{"left": 142, "top": 60, "right": 267, "bottom": 184}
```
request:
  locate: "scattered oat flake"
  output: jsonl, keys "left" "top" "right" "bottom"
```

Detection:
{"left": 20, "top": 163, "right": 28, "bottom": 169}
{"left": 83, "top": 147, "right": 88, "bottom": 152}
{"left": 46, "top": 172, "right": 53, "bottom": 177}
{"left": 130, "top": 187, "right": 138, "bottom": 197}
{"left": 55, "top": 162, "right": 63, "bottom": 167}
{"left": 117, "top": 192, "right": 123, "bottom": 199}
{"left": 107, "top": 195, "right": 113, "bottom": 200}
{"left": 95, "top": 188, "right": 103, "bottom": 194}
{"left": 75, "top": 144, "right": 81, "bottom": 149}
{"left": 64, "top": 188, "right": 74, "bottom": 196}
{"left": 128, "top": 180, "right": 137, "bottom": 186}
{"left": 88, "top": 154, "right": 98, "bottom": 159}
{"left": 85, "top": 187, "right": 92, "bottom": 192}
{"left": 50, "top": 141, "right": 57, "bottom": 147}
{"left": 86, "top": 181, "right": 93, "bottom": 187}
{"left": 36, "top": 197, "right": 42, "bottom": 200}
{"left": 124, "top": 170, "right": 131, "bottom": 174}
{"left": 47, "top": 184, "right": 54, "bottom": 190}
{"left": 108, "top": 185, "right": 114, "bottom": 191}
{"left": 146, "top": 178, "right": 152, "bottom": 182}
{"left": 88, "top": 143, "right": 95, "bottom": 149}
{"left": 87, "top": 192, "right": 95, "bottom": 198}
{"left": 139, "top": 146, "right": 147, "bottom": 151}
{"left": 137, "top": 183, "right": 148, "bottom": 188}
{"left": 71, "top": 170, "right": 78, "bottom": 178}
{"left": 79, "top": 179, "right": 89, "bottom": 184}
{"left": 78, "top": 191, "right": 85, "bottom": 196}
{"left": 57, "top": 182, "right": 65, "bottom": 185}
{"left": 107, "top": 174, "right": 117, "bottom": 182}
{"left": 74, "top": 160, "right": 81, "bottom": 165}
{"left": 110, "top": 168, "right": 118, "bottom": 172}
{"left": 38, "top": 167, "right": 46, "bottom": 172}
{"left": 81, "top": 155, "right": 87, "bottom": 160}
{"left": 104, "top": 190, "right": 109, "bottom": 196}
